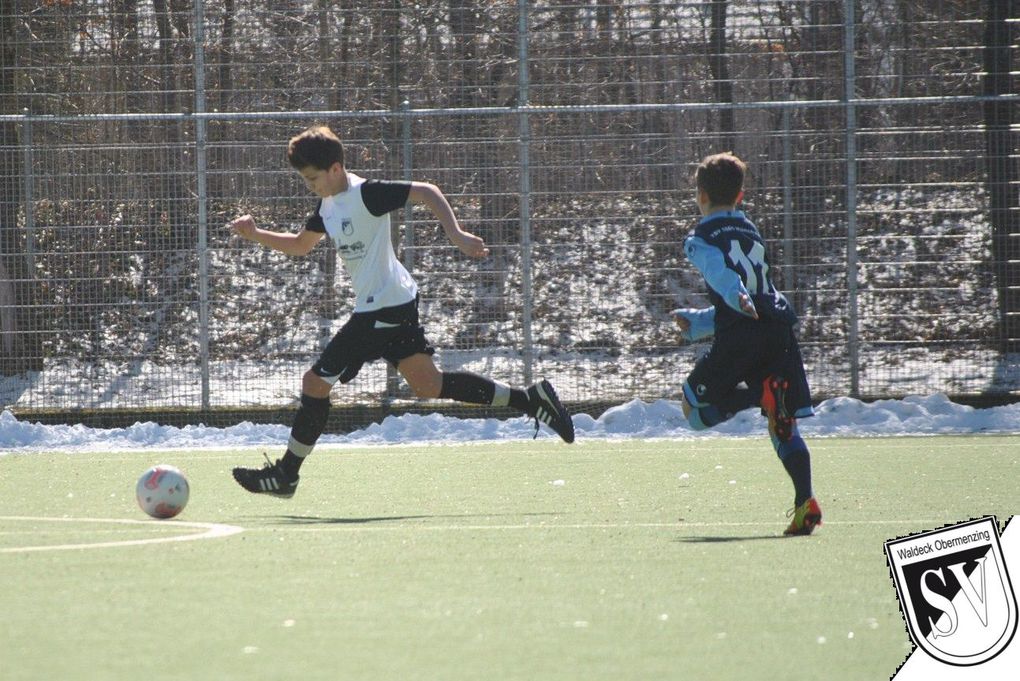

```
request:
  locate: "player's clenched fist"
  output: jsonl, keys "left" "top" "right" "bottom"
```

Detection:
{"left": 228, "top": 215, "right": 257, "bottom": 240}
{"left": 450, "top": 230, "right": 490, "bottom": 259}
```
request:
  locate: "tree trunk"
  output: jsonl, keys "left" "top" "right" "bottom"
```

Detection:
{"left": 983, "top": 0, "right": 1019, "bottom": 352}
{"left": 144, "top": 0, "right": 193, "bottom": 359}
{"left": 451, "top": 1, "right": 514, "bottom": 347}
{"left": 707, "top": 0, "right": 735, "bottom": 150}
{"left": 218, "top": 0, "right": 235, "bottom": 113}
{"left": 0, "top": 0, "right": 44, "bottom": 375}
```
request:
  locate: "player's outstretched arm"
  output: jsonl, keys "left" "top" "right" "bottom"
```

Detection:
{"left": 408, "top": 183, "right": 489, "bottom": 259}
{"left": 228, "top": 215, "right": 323, "bottom": 256}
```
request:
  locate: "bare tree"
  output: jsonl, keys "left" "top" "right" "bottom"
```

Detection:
{"left": 449, "top": 1, "right": 518, "bottom": 346}
{"left": 983, "top": 0, "right": 1019, "bottom": 352}
{"left": 0, "top": 0, "right": 43, "bottom": 375}
{"left": 706, "top": 0, "right": 735, "bottom": 149}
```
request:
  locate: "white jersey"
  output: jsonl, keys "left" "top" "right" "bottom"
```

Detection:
{"left": 304, "top": 172, "right": 416, "bottom": 312}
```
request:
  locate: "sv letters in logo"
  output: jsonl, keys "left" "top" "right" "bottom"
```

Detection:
{"left": 886, "top": 517, "right": 1017, "bottom": 666}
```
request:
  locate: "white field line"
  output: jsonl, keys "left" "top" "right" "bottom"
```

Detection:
{"left": 0, "top": 515, "right": 966, "bottom": 552}
{"left": 0, "top": 516, "right": 243, "bottom": 553}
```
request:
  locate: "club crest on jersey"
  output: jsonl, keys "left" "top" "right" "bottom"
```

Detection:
{"left": 885, "top": 517, "right": 1017, "bottom": 666}
{"left": 341, "top": 218, "right": 354, "bottom": 235}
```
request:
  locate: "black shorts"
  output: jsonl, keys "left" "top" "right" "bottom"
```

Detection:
{"left": 311, "top": 296, "right": 435, "bottom": 385}
{"left": 684, "top": 318, "right": 813, "bottom": 418}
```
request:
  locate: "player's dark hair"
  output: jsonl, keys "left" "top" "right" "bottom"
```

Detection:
{"left": 287, "top": 126, "right": 345, "bottom": 171}
{"left": 695, "top": 152, "right": 746, "bottom": 206}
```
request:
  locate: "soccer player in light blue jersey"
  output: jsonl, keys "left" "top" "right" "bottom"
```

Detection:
{"left": 673, "top": 152, "right": 821, "bottom": 535}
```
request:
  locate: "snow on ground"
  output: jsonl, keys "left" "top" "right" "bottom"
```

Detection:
{"left": 1, "top": 393, "right": 1017, "bottom": 454}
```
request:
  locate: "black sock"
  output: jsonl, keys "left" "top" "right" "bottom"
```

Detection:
{"left": 438, "top": 372, "right": 531, "bottom": 415}
{"left": 780, "top": 449, "right": 813, "bottom": 507}
{"left": 439, "top": 372, "right": 495, "bottom": 404}
{"left": 280, "top": 450, "right": 303, "bottom": 477}
{"left": 508, "top": 388, "right": 530, "bottom": 415}
{"left": 285, "top": 393, "right": 331, "bottom": 474}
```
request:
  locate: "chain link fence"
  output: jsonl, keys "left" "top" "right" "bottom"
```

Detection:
{"left": 1, "top": 0, "right": 1018, "bottom": 426}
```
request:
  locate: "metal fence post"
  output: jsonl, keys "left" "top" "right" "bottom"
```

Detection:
{"left": 402, "top": 100, "right": 414, "bottom": 272}
{"left": 21, "top": 111, "right": 35, "bottom": 273}
{"left": 517, "top": 0, "right": 534, "bottom": 385}
{"left": 384, "top": 100, "right": 414, "bottom": 404}
{"left": 194, "top": 0, "right": 211, "bottom": 410}
{"left": 844, "top": 0, "right": 860, "bottom": 398}
{"left": 781, "top": 103, "right": 794, "bottom": 305}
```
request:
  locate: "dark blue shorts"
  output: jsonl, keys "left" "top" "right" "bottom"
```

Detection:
{"left": 684, "top": 319, "right": 813, "bottom": 418}
{"left": 312, "top": 296, "right": 435, "bottom": 385}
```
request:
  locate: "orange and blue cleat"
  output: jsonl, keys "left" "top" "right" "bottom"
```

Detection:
{"left": 784, "top": 497, "right": 823, "bottom": 536}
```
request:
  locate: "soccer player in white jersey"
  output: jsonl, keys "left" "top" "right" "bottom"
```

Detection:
{"left": 229, "top": 126, "right": 574, "bottom": 498}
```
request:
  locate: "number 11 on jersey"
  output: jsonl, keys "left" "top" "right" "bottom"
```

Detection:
{"left": 727, "top": 239, "right": 770, "bottom": 295}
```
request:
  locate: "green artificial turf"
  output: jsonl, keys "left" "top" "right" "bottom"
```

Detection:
{"left": 1, "top": 436, "right": 1017, "bottom": 680}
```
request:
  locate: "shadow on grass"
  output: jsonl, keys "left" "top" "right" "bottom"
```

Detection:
{"left": 675, "top": 534, "right": 786, "bottom": 543}
{"left": 259, "top": 512, "right": 561, "bottom": 526}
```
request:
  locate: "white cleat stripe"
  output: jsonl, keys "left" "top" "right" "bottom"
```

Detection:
{"left": 258, "top": 478, "right": 282, "bottom": 492}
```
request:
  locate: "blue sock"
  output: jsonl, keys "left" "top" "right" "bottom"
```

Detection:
{"left": 775, "top": 433, "right": 813, "bottom": 506}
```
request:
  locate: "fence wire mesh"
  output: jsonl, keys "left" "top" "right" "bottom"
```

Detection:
{"left": 1, "top": 0, "right": 1018, "bottom": 426}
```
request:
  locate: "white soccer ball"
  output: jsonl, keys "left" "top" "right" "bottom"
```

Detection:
{"left": 136, "top": 464, "right": 190, "bottom": 519}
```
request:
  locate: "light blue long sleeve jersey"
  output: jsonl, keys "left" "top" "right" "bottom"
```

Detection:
{"left": 673, "top": 209, "right": 795, "bottom": 341}
{"left": 672, "top": 211, "right": 759, "bottom": 342}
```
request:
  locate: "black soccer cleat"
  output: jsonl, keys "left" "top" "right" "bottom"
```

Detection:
{"left": 527, "top": 379, "right": 575, "bottom": 444}
{"left": 232, "top": 454, "right": 299, "bottom": 498}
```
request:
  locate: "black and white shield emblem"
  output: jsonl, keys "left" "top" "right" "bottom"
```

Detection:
{"left": 341, "top": 218, "right": 354, "bottom": 235}
{"left": 886, "top": 517, "right": 1017, "bottom": 666}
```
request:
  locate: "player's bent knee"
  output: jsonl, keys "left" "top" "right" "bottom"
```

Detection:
{"left": 397, "top": 355, "right": 443, "bottom": 399}
{"left": 302, "top": 370, "right": 332, "bottom": 398}
{"left": 681, "top": 393, "right": 709, "bottom": 430}
{"left": 407, "top": 375, "right": 442, "bottom": 399}
{"left": 680, "top": 393, "right": 693, "bottom": 418}
{"left": 686, "top": 409, "right": 711, "bottom": 431}
{"left": 687, "top": 404, "right": 726, "bottom": 431}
